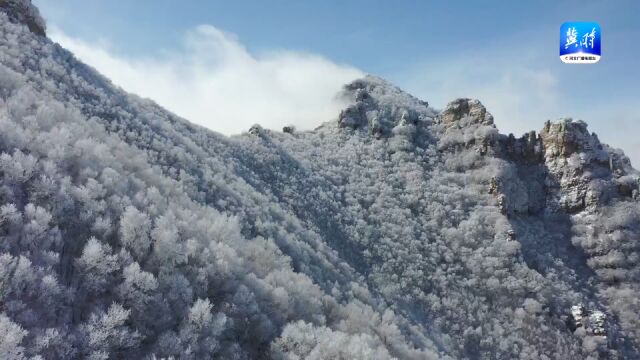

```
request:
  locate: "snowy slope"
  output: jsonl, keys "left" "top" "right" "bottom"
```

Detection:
{"left": 0, "top": 2, "right": 639, "bottom": 359}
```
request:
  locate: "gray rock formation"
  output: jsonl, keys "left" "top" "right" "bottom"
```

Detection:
{"left": 439, "top": 98, "right": 494, "bottom": 127}
{"left": 463, "top": 112, "right": 640, "bottom": 216}
{"left": 338, "top": 76, "right": 434, "bottom": 138}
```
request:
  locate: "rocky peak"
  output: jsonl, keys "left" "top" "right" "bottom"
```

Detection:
{"left": 435, "top": 98, "right": 500, "bottom": 154}
{"left": 538, "top": 119, "right": 640, "bottom": 212}
{"left": 248, "top": 124, "right": 265, "bottom": 137}
{"left": 337, "top": 76, "right": 434, "bottom": 138}
{"left": 539, "top": 119, "right": 602, "bottom": 159}
{"left": 439, "top": 98, "right": 495, "bottom": 128}
{"left": 490, "top": 117, "right": 639, "bottom": 215}
{"left": 0, "top": 0, "right": 45, "bottom": 36}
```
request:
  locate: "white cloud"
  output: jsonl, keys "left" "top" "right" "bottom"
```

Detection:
{"left": 49, "top": 25, "right": 363, "bottom": 135}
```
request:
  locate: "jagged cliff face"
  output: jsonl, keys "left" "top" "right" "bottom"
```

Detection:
{"left": 436, "top": 96, "right": 639, "bottom": 215}
{"left": 1, "top": 2, "right": 639, "bottom": 359}
{"left": 430, "top": 96, "right": 640, "bottom": 357}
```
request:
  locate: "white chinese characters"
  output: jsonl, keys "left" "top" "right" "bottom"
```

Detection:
{"left": 566, "top": 26, "right": 597, "bottom": 49}
{"left": 580, "top": 27, "right": 596, "bottom": 49}
{"left": 565, "top": 27, "right": 578, "bottom": 49}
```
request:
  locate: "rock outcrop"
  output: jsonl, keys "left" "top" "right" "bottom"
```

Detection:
{"left": 338, "top": 76, "right": 434, "bottom": 138}
{"left": 338, "top": 90, "right": 638, "bottom": 217}
{"left": 478, "top": 117, "right": 640, "bottom": 215}
{"left": 439, "top": 98, "right": 494, "bottom": 127}
{"left": 540, "top": 119, "right": 601, "bottom": 158}
{"left": 434, "top": 98, "right": 500, "bottom": 156}
{"left": 540, "top": 119, "right": 638, "bottom": 212}
{"left": 570, "top": 304, "right": 608, "bottom": 337}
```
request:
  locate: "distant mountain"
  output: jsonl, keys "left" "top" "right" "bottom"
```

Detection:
{"left": 0, "top": 2, "right": 639, "bottom": 359}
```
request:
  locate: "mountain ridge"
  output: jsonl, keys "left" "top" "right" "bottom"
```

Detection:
{"left": 0, "top": 0, "right": 45, "bottom": 36}
{"left": 1, "top": 2, "right": 639, "bottom": 359}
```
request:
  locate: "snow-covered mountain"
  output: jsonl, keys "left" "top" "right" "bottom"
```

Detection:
{"left": 0, "top": 1, "right": 639, "bottom": 359}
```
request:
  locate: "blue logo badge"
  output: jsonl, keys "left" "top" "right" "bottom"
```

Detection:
{"left": 560, "top": 22, "right": 601, "bottom": 63}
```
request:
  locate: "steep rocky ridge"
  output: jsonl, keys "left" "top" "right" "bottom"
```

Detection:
{"left": 0, "top": 0, "right": 44, "bottom": 36}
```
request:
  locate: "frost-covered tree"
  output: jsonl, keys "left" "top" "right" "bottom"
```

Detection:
{"left": 80, "top": 303, "right": 142, "bottom": 358}
{"left": 0, "top": 314, "right": 28, "bottom": 360}
{"left": 119, "top": 206, "right": 152, "bottom": 259}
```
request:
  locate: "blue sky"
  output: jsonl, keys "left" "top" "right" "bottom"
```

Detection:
{"left": 34, "top": 0, "right": 640, "bottom": 166}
